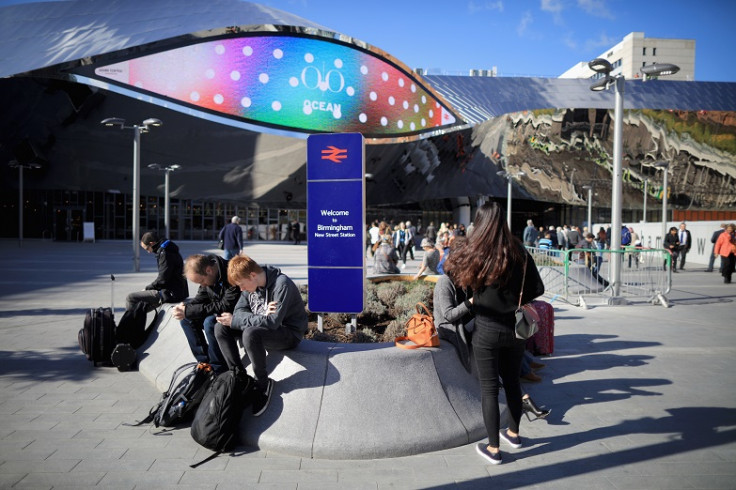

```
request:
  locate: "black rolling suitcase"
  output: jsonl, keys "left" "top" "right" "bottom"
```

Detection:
{"left": 78, "top": 274, "right": 118, "bottom": 367}
{"left": 79, "top": 307, "right": 116, "bottom": 366}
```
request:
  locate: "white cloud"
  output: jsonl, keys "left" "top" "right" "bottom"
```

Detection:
{"left": 517, "top": 10, "right": 533, "bottom": 36}
{"left": 468, "top": 1, "right": 504, "bottom": 14}
{"left": 540, "top": 0, "right": 563, "bottom": 14}
{"left": 540, "top": 0, "right": 565, "bottom": 25}
{"left": 577, "top": 0, "right": 614, "bottom": 19}
{"left": 584, "top": 31, "right": 618, "bottom": 52}
{"left": 563, "top": 33, "right": 578, "bottom": 50}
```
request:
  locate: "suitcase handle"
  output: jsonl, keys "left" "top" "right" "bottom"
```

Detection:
{"left": 110, "top": 274, "right": 115, "bottom": 315}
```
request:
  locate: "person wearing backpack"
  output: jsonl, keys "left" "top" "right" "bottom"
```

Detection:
{"left": 125, "top": 231, "right": 188, "bottom": 312}
{"left": 171, "top": 254, "right": 240, "bottom": 374}
{"left": 214, "top": 254, "right": 308, "bottom": 417}
{"left": 620, "top": 225, "right": 632, "bottom": 247}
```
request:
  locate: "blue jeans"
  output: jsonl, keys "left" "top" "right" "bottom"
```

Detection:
{"left": 224, "top": 248, "right": 240, "bottom": 260}
{"left": 180, "top": 315, "right": 226, "bottom": 373}
{"left": 473, "top": 323, "right": 526, "bottom": 448}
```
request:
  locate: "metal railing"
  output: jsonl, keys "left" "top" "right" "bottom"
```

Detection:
{"left": 527, "top": 246, "right": 672, "bottom": 308}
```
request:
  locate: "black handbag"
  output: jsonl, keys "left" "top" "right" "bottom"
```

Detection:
{"left": 514, "top": 255, "right": 540, "bottom": 340}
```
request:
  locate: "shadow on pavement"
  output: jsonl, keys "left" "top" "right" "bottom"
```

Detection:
{"left": 0, "top": 346, "right": 100, "bottom": 381}
{"left": 0, "top": 307, "right": 90, "bottom": 318}
{"left": 433, "top": 406, "right": 736, "bottom": 489}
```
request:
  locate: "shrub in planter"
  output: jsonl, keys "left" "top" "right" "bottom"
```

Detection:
{"left": 352, "top": 329, "right": 378, "bottom": 343}
{"left": 302, "top": 279, "right": 435, "bottom": 343}
{"left": 392, "top": 282, "right": 434, "bottom": 314}
{"left": 381, "top": 315, "right": 409, "bottom": 343}
{"left": 375, "top": 282, "right": 407, "bottom": 307}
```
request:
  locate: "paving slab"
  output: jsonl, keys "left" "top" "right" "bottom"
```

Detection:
{"left": 0, "top": 239, "right": 735, "bottom": 488}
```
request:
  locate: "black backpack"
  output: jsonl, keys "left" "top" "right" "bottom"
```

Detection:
{"left": 116, "top": 301, "right": 149, "bottom": 348}
{"left": 128, "top": 362, "right": 216, "bottom": 428}
{"left": 190, "top": 367, "right": 253, "bottom": 467}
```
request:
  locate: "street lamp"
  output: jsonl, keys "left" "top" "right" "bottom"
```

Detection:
{"left": 101, "top": 117, "right": 163, "bottom": 272}
{"left": 643, "top": 178, "right": 648, "bottom": 222}
{"left": 148, "top": 163, "right": 181, "bottom": 239}
{"left": 641, "top": 63, "right": 680, "bottom": 81}
{"left": 8, "top": 160, "right": 41, "bottom": 247}
{"left": 588, "top": 59, "right": 679, "bottom": 297}
{"left": 497, "top": 169, "right": 526, "bottom": 233}
{"left": 582, "top": 185, "right": 593, "bottom": 231}
{"left": 654, "top": 161, "right": 670, "bottom": 247}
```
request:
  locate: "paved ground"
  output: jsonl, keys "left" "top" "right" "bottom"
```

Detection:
{"left": 0, "top": 239, "right": 735, "bottom": 489}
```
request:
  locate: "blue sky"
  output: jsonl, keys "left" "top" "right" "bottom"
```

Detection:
{"left": 260, "top": 0, "right": 736, "bottom": 82}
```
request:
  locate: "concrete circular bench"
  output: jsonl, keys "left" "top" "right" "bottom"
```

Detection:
{"left": 138, "top": 307, "right": 499, "bottom": 459}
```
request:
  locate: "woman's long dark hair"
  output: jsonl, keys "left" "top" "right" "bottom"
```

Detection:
{"left": 446, "top": 202, "right": 523, "bottom": 290}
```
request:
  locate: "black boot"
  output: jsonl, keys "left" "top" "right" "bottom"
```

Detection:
{"left": 522, "top": 396, "right": 551, "bottom": 421}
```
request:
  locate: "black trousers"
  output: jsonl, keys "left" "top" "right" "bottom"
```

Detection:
{"left": 214, "top": 324, "right": 299, "bottom": 387}
{"left": 473, "top": 323, "right": 525, "bottom": 448}
{"left": 720, "top": 254, "right": 735, "bottom": 282}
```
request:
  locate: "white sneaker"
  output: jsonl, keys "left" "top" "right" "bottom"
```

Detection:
{"left": 400, "top": 263, "right": 406, "bottom": 270}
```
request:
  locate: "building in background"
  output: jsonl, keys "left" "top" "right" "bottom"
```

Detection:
{"left": 560, "top": 32, "right": 695, "bottom": 81}
{"left": 0, "top": 3, "right": 733, "bottom": 243}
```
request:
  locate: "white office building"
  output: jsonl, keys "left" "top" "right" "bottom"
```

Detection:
{"left": 560, "top": 32, "right": 695, "bottom": 81}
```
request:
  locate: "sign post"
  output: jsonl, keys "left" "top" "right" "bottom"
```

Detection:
{"left": 307, "top": 133, "right": 366, "bottom": 318}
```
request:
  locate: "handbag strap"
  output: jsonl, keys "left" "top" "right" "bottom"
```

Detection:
{"left": 395, "top": 336, "right": 426, "bottom": 349}
{"left": 415, "top": 302, "right": 432, "bottom": 317}
{"left": 518, "top": 253, "right": 528, "bottom": 308}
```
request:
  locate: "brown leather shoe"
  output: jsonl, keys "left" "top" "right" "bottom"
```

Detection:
{"left": 521, "top": 372, "right": 542, "bottom": 383}
{"left": 530, "top": 361, "right": 546, "bottom": 370}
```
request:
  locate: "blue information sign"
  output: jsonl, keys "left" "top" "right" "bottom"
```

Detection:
{"left": 307, "top": 133, "right": 366, "bottom": 313}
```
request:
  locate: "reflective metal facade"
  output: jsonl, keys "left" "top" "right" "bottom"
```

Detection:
{"left": 1, "top": 0, "right": 735, "bottom": 243}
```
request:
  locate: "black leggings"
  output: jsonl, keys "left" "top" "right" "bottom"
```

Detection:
{"left": 473, "top": 323, "right": 525, "bottom": 448}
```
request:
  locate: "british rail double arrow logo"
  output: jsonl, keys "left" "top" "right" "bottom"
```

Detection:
{"left": 321, "top": 146, "right": 348, "bottom": 163}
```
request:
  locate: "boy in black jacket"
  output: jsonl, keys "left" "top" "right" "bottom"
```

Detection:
{"left": 125, "top": 231, "right": 188, "bottom": 312}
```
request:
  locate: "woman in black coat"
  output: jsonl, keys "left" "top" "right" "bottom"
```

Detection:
{"left": 445, "top": 203, "right": 545, "bottom": 465}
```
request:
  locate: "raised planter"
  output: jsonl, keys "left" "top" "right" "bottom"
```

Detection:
{"left": 138, "top": 306, "right": 496, "bottom": 459}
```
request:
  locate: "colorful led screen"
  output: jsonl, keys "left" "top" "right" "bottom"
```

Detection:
{"left": 93, "top": 35, "right": 458, "bottom": 138}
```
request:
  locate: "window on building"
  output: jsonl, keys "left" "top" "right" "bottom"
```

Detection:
{"left": 642, "top": 61, "right": 646, "bottom": 67}
{"left": 653, "top": 47, "right": 657, "bottom": 56}
{"left": 642, "top": 47, "right": 646, "bottom": 56}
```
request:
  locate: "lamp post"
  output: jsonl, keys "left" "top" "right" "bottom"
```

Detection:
{"left": 148, "top": 163, "right": 181, "bottom": 239}
{"left": 643, "top": 178, "right": 648, "bottom": 222}
{"left": 587, "top": 59, "right": 679, "bottom": 298}
{"left": 497, "top": 169, "right": 526, "bottom": 233}
{"left": 101, "top": 117, "right": 163, "bottom": 272}
{"left": 654, "top": 161, "right": 670, "bottom": 247}
{"left": 8, "top": 160, "right": 41, "bottom": 247}
{"left": 582, "top": 185, "right": 593, "bottom": 231}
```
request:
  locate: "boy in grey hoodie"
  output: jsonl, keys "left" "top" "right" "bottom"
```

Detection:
{"left": 214, "top": 254, "right": 308, "bottom": 416}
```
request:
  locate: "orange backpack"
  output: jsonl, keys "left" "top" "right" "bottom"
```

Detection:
{"left": 395, "top": 303, "right": 440, "bottom": 349}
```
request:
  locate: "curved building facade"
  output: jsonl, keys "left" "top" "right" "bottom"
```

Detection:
{"left": 2, "top": 0, "right": 735, "bottom": 241}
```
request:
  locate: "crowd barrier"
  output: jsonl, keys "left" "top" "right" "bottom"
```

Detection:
{"left": 527, "top": 246, "right": 672, "bottom": 308}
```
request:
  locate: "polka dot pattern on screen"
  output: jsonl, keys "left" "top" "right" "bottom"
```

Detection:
{"left": 98, "top": 34, "right": 457, "bottom": 137}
